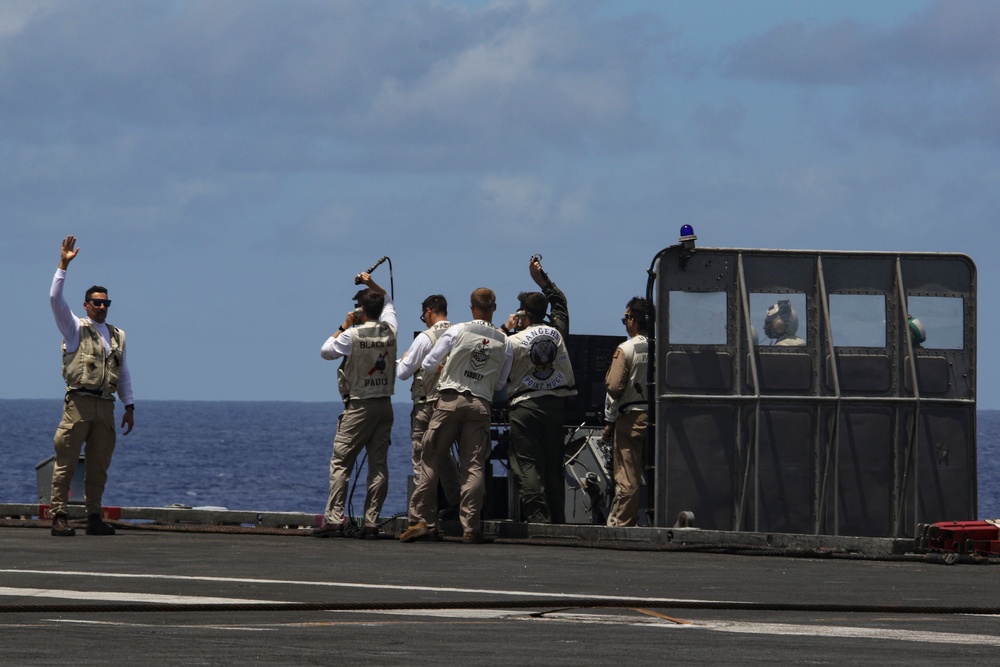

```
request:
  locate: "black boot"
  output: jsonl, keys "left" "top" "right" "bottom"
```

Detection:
{"left": 51, "top": 513, "right": 76, "bottom": 537}
{"left": 85, "top": 513, "right": 115, "bottom": 536}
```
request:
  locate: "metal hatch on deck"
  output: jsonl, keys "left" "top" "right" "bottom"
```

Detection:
{"left": 648, "top": 240, "right": 976, "bottom": 538}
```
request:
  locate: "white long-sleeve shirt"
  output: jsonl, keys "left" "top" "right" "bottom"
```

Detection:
{"left": 320, "top": 294, "right": 397, "bottom": 360}
{"left": 50, "top": 269, "right": 134, "bottom": 405}
{"left": 396, "top": 321, "right": 451, "bottom": 381}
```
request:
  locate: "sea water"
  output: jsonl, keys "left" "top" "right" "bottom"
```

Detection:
{"left": 2, "top": 399, "right": 998, "bottom": 521}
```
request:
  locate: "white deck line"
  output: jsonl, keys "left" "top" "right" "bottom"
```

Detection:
{"left": 0, "top": 568, "right": 720, "bottom": 605}
{"left": 0, "top": 586, "right": 289, "bottom": 605}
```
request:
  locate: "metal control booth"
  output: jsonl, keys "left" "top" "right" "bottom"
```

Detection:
{"left": 647, "top": 234, "right": 976, "bottom": 537}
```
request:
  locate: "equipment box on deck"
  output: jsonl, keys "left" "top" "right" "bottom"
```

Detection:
{"left": 35, "top": 455, "right": 85, "bottom": 504}
{"left": 917, "top": 520, "right": 1000, "bottom": 554}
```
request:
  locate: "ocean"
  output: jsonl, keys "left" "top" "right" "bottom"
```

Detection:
{"left": 2, "top": 399, "right": 999, "bottom": 521}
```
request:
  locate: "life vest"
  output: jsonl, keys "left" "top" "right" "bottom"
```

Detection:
{"left": 608, "top": 335, "right": 648, "bottom": 414}
{"left": 507, "top": 324, "right": 576, "bottom": 406}
{"left": 338, "top": 320, "right": 397, "bottom": 401}
{"left": 62, "top": 320, "right": 125, "bottom": 400}
{"left": 437, "top": 320, "right": 508, "bottom": 401}
{"left": 410, "top": 321, "right": 452, "bottom": 403}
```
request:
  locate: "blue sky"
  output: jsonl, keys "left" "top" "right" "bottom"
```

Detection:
{"left": 3, "top": 0, "right": 997, "bottom": 407}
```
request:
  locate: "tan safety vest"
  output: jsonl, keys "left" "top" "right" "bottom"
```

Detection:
{"left": 608, "top": 335, "right": 648, "bottom": 414}
{"left": 410, "top": 321, "right": 452, "bottom": 403}
{"left": 62, "top": 321, "right": 125, "bottom": 400}
{"left": 437, "top": 320, "right": 507, "bottom": 401}
{"left": 507, "top": 324, "right": 576, "bottom": 406}
{"left": 338, "top": 320, "right": 397, "bottom": 401}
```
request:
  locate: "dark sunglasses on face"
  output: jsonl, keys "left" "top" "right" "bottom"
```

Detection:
{"left": 89, "top": 299, "right": 112, "bottom": 308}
{"left": 621, "top": 314, "right": 630, "bottom": 325}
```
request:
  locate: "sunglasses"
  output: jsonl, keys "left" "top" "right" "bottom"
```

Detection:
{"left": 89, "top": 299, "right": 112, "bottom": 308}
{"left": 621, "top": 314, "right": 631, "bottom": 325}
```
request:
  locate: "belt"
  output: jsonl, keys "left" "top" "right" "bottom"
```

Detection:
{"left": 68, "top": 387, "right": 103, "bottom": 396}
{"left": 440, "top": 389, "right": 475, "bottom": 398}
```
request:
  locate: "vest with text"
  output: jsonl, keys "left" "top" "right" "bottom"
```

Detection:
{"left": 437, "top": 320, "right": 507, "bottom": 402}
{"left": 507, "top": 324, "right": 576, "bottom": 406}
{"left": 339, "top": 320, "right": 397, "bottom": 401}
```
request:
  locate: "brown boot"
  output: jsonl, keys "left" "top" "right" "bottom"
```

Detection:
{"left": 462, "top": 531, "right": 485, "bottom": 544}
{"left": 51, "top": 514, "right": 76, "bottom": 537}
{"left": 311, "top": 521, "right": 347, "bottom": 538}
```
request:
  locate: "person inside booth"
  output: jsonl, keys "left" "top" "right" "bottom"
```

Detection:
{"left": 763, "top": 300, "right": 805, "bottom": 347}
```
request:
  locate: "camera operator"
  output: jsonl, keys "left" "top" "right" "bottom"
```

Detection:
{"left": 501, "top": 256, "right": 576, "bottom": 524}
{"left": 313, "top": 272, "right": 397, "bottom": 539}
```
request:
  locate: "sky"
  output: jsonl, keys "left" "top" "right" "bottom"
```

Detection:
{"left": 3, "top": 0, "right": 998, "bottom": 407}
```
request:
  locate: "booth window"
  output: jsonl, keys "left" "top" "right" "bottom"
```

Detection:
{"left": 749, "top": 292, "right": 807, "bottom": 346}
{"left": 906, "top": 296, "right": 964, "bottom": 350}
{"left": 668, "top": 291, "right": 727, "bottom": 345}
{"left": 829, "top": 294, "right": 886, "bottom": 348}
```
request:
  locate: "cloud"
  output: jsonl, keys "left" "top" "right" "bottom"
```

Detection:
{"left": 893, "top": 0, "right": 1000, "bottom": 75}
{"left": 691, "top": 98, "right": 746, "bottom": 154}
{"left": 725, "top": 1, "right": 1000, "bottom": 84}
{"left": 0, "top": 0, "right": 667, "bottom": 241}
{"left": 0, "top": 0, "right": 57, "bottom": 39}
{"left": 1, "top": 1, "right": 657, "bottom": 158}
{"left": 725, "top": 19, "right": 883, "bottom": 85}
{"left": 471, "top": 173, "right": 593, "bottom": 236}
{"left": 721, "top": 0, "right": 1000, "bottom": 149}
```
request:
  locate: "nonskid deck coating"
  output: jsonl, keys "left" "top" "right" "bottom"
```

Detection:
{"left": 2, "top": 516, "right": 999, "bottom": 666}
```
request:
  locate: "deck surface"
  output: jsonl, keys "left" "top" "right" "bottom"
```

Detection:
{"left": 2, "top": 523, "right": 999, "bottom": 665}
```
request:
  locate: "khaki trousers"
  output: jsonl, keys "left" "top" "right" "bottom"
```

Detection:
{"left": 607, "top": 410, "right": 648, "bottom": 527}
{"left": 409, "top": 400, "right": 461, "bottom": 524}
{"left": 324, "top": 397, "right": 393, "bottom": 528}
{"left": 51, "top": 393, "right": 117, "bottom": 515}
{"left": 410, "top": 393, "right": 491, "bottom": 533}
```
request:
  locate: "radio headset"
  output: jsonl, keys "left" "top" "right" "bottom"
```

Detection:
{"left": 775, "top": 299, "right": 792, "bottom": 336}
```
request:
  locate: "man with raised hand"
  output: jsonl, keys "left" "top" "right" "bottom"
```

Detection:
{"left": 502, "top": 256, "right": 576, "bottom": 524}
{"left": 49, "top": 235, "right": 135, "bottom": 537}
{"left": 314, "top": 272, "right": 397, "bottom": 540}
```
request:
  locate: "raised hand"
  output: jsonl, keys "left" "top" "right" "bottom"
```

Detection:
{"left": 60, "top": 235, "right": 80, "bottom": 269}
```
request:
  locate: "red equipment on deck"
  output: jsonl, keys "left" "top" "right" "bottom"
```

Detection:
{"left": 917, "top": 520, "right": 1000, "bottom": 556}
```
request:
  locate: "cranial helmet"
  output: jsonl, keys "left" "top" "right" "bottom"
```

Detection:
{"left": 908, "top": 315, "right": 926, "bottom": 347}
{"left": 764, "top": 300, "right": 799, "bottom": 339}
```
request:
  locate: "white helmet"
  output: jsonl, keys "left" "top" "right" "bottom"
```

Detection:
{"left": 908, "top": 315, "right": 926, "bottom": 347}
